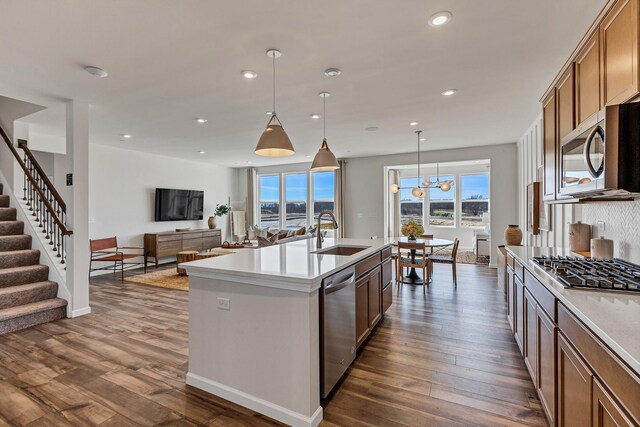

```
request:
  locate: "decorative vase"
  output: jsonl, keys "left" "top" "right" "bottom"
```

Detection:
{"left": 504, "top": 225, "right": 523, "bottom": 246}
{"left": 208, "top": 216, "right": 217, "bottom": 229}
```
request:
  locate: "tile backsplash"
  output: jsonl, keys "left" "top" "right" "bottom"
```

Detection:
{"left": 581, "top": 200, "right": 640, "bottom": 264}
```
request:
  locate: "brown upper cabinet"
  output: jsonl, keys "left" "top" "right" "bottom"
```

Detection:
{"left": 557, "top": 65, "right": 576, "bottom": 141}
{"left": 542, "top": 91, "right": 557, "bottom": 201}
{"left": 575, "top": 31, "right": 601, "bottom": 125}
{"left": 600, "top": 0, "right": 640, "bottom": 106}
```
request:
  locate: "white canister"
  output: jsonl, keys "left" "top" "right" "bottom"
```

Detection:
{"left": 591, "top": 236, "right": 614, "bottom": 259}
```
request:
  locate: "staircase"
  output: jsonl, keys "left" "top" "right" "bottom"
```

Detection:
{"left": 0, "top": 183, "right": 66, "bottom": 334}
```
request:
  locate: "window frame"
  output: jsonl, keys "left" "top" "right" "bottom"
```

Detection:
{"left": 426, "top": 174, "right": 456, "bottom": 229}
{"left": 257, "top": 170, "right": 336, "bottom": 229}
{"left": 459, "top": 172, "right": 490, "bottom": 229}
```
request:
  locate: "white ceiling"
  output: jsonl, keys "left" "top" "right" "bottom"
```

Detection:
{"left": 0, "top": 0, "right": 606, "bottom": 167}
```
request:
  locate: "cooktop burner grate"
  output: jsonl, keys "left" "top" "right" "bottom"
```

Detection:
{"left": 531, "top": 256, "right": 640, "bottom": 293}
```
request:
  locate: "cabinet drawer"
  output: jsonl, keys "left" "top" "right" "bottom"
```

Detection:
{"left": 557, "top": 303, "right": 640, "bottom": 424}
{"left": 157, "top": 234, "right": 184, "bottom": 242}
{"left": 355, "top": 253, "right": 380, "bottom": 279}
{"left": 382, "top": 283, "right": 392, "bottom": 314}
{"left": 203, "top": 230, "right": 221, "bottom": 237}
{"left": 524, "top": 270, "right": 556, "bottom": 321}
{"left": 381, "top": 246, "right": 392, "bottom": 261}
{"left": 381, "top": 258, "right": 392, "bottom": 286}
{"left": 182, "top": 238, "right": 203, "bottom": 251}
{"left": 157, "top": 240, "right": 182, "bottom": 256}
{"left": 203, "top": 236, "right": 221, "bottom": 249}
{"left": 514, "top": 259, "right": 525, "bottom": 282}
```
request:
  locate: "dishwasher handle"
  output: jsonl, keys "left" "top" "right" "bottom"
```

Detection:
{"left": 324, "top": 273, "right": 355, "bottom": 295}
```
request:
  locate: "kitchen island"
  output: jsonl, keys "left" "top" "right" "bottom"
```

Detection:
{"left": 181, "top": 238, "right": 393, "bottom": 427}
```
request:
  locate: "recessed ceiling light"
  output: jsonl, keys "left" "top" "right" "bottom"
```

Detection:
{"left": 428, "top": 11, "right": 452, "bottom": 27}
{"left": 84, "top": 66, "right": 108, "bottom": 78}
{"left": 198, "top": 151, "right": 206, "bottom": 154}
{"left": 409, "top": 121, "right": 419, "bottom": 126}
{"left": 365, "top": 126, "right": 379, "bottom": 132}
{"left": 121, "top": 134, "right": 132, "bottom": 139}
{"left": 310, "top": 114, "right": 321, "bottom": 119}
{"left": 420, "top": 138, "right": 426, "bottom": 142}
{"left": 324, "top": 68, "right": 341, "bottom": 77}
{"left": 305, "top": 155, "right": 311, "bottom": 158}
{"left": 266, "top": 111, "right": 274, "bottom": 115}
{"left": 246, "top": 161, "right": 253, "bottom": 164}
{"left": 195, "top": 118, "right": 208, "bottom": 124}
{"left": 442, "top": 89, "right": 457, "bottom": 96}
{"left": 241, "top": 70, "right": 258, "bottom": 79}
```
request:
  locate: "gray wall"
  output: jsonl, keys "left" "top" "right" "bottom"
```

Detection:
{"left": 344, "top": 143, "right": 518, "bottom": 265}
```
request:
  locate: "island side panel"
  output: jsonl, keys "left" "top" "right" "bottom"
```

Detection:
{"left": 187, "top": 275, "right": 321, "bottom": 424}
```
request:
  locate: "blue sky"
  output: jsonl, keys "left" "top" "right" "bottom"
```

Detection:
{"left": 400, "top": 173, "right": 488, "bottom": 201}
{"left": 260, "top": 172, "right": 335, "bottom": 202}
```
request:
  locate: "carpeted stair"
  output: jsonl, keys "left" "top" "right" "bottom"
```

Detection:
{"left": 0, "top": 184, "right": 66, "bottom": 335}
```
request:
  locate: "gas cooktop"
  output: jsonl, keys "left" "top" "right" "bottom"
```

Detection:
{"left": 531, "top": 256, "right": 640, "bottom": 293}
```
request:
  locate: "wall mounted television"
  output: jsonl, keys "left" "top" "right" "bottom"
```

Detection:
{"left": 154, "top": 188, "right": 204, "bottom": 221}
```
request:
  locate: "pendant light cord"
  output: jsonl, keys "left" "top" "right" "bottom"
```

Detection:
{"left": 323, "top": 95, "right": 326, "bottom": 139}
{"left": 416, "top": 131, "right": 421, "bottom": 187}
{"left": 272, "top": 54, "right": 276, "bottom": 114}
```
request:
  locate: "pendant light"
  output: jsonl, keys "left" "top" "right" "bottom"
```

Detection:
{"left": 311, "top": 91, "right": 340, "bottom": 171}
{"left": 390, "top": 130, "right": 454, "bottom": 195}
{"left": 255, "top": 49, "right": 295, "bottom": 157}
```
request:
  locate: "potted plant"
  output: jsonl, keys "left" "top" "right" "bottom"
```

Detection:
{"left": 401, "top": 221, "right": 424, "bottom": 240}
{"left": 208, "top": 203, "right": 231, "bottom": 229}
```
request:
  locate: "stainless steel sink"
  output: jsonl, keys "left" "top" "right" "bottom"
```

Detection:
{"left": 312, "top": 245, "right": 370, "bottom": 256}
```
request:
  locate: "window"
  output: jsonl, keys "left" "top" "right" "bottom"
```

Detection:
{"left": 313, "top": 171, "right": 335, "bottom": 220}
{"left": 428, "top": 175, "right": 455, "bottom": 227}
{"left": 285, "top": 173, "right": 307, "bottom": 227}
{"left": 400, "top": 177, "right": 423, "bottom": 226}
{"left": 460, "top": 173, "right": 489, "bottom": 228}
{"left": 259, "top": 175, "right": 280, "bottom": 228}
{"left": 257, "top": 170, "right": 336, "bottom": 230}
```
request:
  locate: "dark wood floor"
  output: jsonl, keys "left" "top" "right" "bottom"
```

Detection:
{"left": 0, "top": 264, "right": 547, "bottom": 426}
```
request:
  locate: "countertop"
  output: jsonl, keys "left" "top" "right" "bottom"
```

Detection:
{"left": 181, "top": 237, "right": 392, "bottom": 293}
{"left": 506, "top": 245, "right": 640, "bottom": 375}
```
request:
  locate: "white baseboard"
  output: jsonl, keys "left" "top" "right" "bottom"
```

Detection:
{"left": 71, "top": 306, "right": 92, "bottom": 317}
{"left": 186, "top": 372, "right": 322, "bottom": 427}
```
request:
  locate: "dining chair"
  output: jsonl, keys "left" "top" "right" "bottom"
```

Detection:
{"left": 417, "top": 234, "right": 434, "bottom": 255}
{"left": 397, "top": 241, "right": 430, "bottom": 293}
{"left": 428, "top": 238, "right": 460, "bottom": 287}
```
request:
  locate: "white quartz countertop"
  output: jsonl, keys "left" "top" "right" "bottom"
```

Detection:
{"left": 181, "top": 238, "right": 392, "bottom": 293}
{"left": 506, "top": 245, "right": 640, "bottom": 375}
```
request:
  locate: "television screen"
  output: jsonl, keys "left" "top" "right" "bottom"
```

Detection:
{"left": 154, "top": 188, "right": 204, "bottom": 221}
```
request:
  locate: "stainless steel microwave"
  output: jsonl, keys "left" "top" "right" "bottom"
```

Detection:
{"left": 559, "top": 103, "right": 640, "bottom": 199}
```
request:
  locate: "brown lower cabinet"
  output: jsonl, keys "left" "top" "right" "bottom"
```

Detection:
{"left": 355, "top": 250, "right": 392, "bottom": 348}
{"left": 505, "top": 251, "right": 640, "bottom": 427}
{"left": 558, "top": 332, "right": 593, "bottom": 427}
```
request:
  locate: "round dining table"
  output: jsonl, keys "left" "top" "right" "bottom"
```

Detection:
{"left": 393, "top": 237, "right": 454, "bottom": 285}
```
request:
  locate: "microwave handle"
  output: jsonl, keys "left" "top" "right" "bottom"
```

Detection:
{"left": 583, "top": 125, "right": 605, "bottom": 178}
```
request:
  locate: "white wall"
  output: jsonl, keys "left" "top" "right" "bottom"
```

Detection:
{"left": 89, "top": 144, "right": 235, "bottom": 262}
{"left": 344, "top": 143, "right": 518, "bottom": 266}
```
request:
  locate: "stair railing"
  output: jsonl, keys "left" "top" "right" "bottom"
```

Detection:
{"left": 0, "top": 124, "right": 72, "bottom": 265}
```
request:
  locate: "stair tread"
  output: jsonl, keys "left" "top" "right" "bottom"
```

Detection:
{"left": 0, "top": 264, "right": 48, "bottom": 274}
{"left": 0, "top": 298, "right": 66, "bottom": 321}
{"left": 0, "top": 281, "right": 57, "bottom": 296}
{"left": 0, "top": 249, "right": 40, "bottom": 256}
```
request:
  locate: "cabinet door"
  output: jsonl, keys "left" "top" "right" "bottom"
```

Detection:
{"left": 557, "top": 65, "right": 576, "bottom": 141}
{"left": 368, "top": 266, "right": 382, "bottom": 329}
{"left": 537, "top": 307, "right": 556, "bottom": 425}
{"left": 507, "top": 267, "right": 515, "bottom": 332}
{"left": 355, "top": 275, "right": 370, "bottom": 348}
{"left": 592, "top": 378, "right": 635, "bottom": 427}
{"left": 558, "top": 332, "right": 593, "bottom": 427}
{"left": 542, "top": 90, "right": 557, "bottom": 201}
{"left": 601, "top": 0, "right": 640, "bottom": 106}
{"left": 523, "top": 289, "right": 538, "bottom": 383}
{"left": 514, "top": 275, "right": 525, "bottom": 356}
{"left": 576, "top": 31, "right": 601, "bottom": 124}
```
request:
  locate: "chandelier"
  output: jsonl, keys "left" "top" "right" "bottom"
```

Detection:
{"left": 390, "top": 131, "right": 454, "bottom": 197}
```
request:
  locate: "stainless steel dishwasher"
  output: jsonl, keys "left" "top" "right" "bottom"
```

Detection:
{"left": 321, "top": 265, "right": 356, "bottom": 398}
